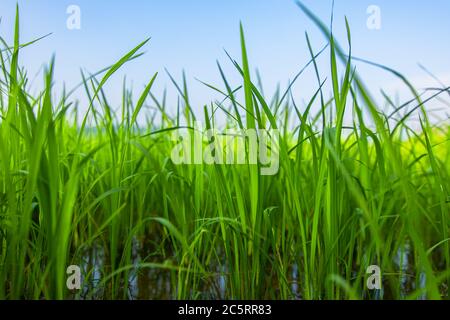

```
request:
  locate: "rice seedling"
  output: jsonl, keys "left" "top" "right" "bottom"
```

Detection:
{"left": 0, "top": 3, "right": 448, "bottom": 300}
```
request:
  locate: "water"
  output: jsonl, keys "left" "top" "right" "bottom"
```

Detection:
{"left": 76, "top": 238, "right": 445, "bottom": 299}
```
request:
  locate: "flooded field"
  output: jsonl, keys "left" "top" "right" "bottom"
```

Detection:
{"left": 1, "top": 3, "right": 449, "bottom": 300}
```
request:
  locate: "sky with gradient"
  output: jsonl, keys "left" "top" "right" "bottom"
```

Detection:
{"left": 0, "top": 0, "right": 449, "bottom": 119}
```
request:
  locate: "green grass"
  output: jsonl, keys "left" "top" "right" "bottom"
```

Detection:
{"left": 0, "top": 4, "right": 449, "bottom": 300}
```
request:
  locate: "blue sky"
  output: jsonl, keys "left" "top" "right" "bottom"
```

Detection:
{"left": 1, "top": 0, "right": 449, "bottom": 119}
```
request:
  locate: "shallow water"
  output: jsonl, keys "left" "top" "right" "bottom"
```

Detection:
{"left": 76, "top": 238, "right": 446, "bottom": 300}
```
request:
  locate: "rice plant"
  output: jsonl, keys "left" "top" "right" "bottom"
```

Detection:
{"left": 0, "top": 3, "right": 449, "bottom": 300}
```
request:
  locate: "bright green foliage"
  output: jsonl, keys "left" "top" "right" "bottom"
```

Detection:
{"left": 0, "top": 5, "right": 448, "bottom": 300}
